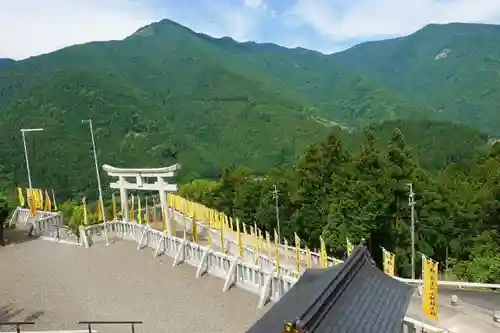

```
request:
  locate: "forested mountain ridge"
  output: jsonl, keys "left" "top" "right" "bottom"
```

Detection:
{"left": 0, "top": 19, "right": 497, "bottom": 198}
{"left": 0, "top": 20, "right": 333, "bottom": 197}
{"left": 334, "top": 22, "right": 500, "bottom": 134}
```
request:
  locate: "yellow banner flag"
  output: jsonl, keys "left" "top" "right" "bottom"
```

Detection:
{"left": 422, "top": 256, "right": 439, "bottom": 320}
{"left": 144, "top": 197, "right": 149, "bottom": 225}
{"left": 51, "top": 189, "right": 58, "bottom": 211}
{"left": 17, "top": 188, "right": 25, "bottom": 207}
{"left": 382, "top": 248, "right": 396, "bottom": 277}
{"left": 37, "top": 189, "right": 43, "bottom": 209}
{"left": 111, "top": 193, "right": 117, "bottom": 220}
{"left": 32, "top": 189, "right": 39, "bottom": 209}
{"left": 152, "top": 198, "right": 157, "bottom": 225}
{"left": 96, "top": 198, "right": 103, "bottom": 222}
{"left": 137, "top": 197, "right": 142, "bottom": 224}
{"left": 346, "top": 237, "right": 354, "bottom": 256}
{"left": 82, "top": 197, "right": 88, "bottom": 225}
{"left": 27, "top": 193, "right": 36, "bottom": 217}
{"left": 161, "top": 206, "right": 166, "bottom": 232}
{"left": 274, "top": 229, "right": 280, "bottom": 272}
{"left": 129, "top": 195, "right": 135, "bottom": 221}
{"left": 236, "top": 218, "right": 243, "bottom": 257}
{"left": 44, "top": 189, "right": 52, "bottom": 211}
{"left": 294, "top": 232, "right": 301, "bottom": 276}
{"left": 219, "top": 214, "right": 224, "bottom": 252}
{"left": 192, "top": 203, "right": 198, "bottom": 243}
{"left": 320, "top": 236, "right": 328, "bottom": 268}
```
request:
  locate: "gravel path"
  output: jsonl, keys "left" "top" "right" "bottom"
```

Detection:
{"left": 0, "top": 238, "right": 266, "bottom": 333}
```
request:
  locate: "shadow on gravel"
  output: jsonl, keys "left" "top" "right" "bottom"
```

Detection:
{"left": 0, "top": 225, "right": 37, "bottom": 247}
{"left": 0, "top": 304, "right": 45, "bottom": 326}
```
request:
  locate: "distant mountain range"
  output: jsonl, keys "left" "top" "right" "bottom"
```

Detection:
{"left": 0, "top": 20, "right": 495, "bottom": 195}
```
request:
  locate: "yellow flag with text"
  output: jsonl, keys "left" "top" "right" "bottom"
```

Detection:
{"left": 422, "top": 256, "right": 439, "bottom": 320}
{"left": 17, "top": 188, "right": 25, "bottom": 207}
{"left": 382, "top": 248, "right": 396, "bottom": 277}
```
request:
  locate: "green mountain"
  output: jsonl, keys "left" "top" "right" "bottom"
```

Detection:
{"left": 199, "top": 36, "right": 429, "bottom": 127}
{"left": 344, "top": 120, "right": 489, "bottom": 171}
{"left": 0, "top": 19, "right": 428, "bottom": 197}
{"left": 333, "top": 22, "right": 500, "bottom": 134}
{"left": 0, "top": 19, "right": 496, "bottom": 198}
{"left": 0, "top": 20, "right": 332, "bottom": 197}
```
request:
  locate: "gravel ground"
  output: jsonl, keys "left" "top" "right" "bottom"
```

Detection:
{"left": 0, "top": 237, "right": 267, "bottom": 333}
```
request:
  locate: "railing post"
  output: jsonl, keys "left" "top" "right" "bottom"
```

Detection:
{"left": 56, "top": 225, "right": 60, "bottom": 241}
{"left": 87, "top": 323, "right": 92, "bottom": 333}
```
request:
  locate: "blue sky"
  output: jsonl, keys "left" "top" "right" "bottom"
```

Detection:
{"left": 3, "top": 0, "right": 500, "bottom": 60}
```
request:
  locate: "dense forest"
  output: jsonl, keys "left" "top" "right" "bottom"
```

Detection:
{"left": 175, "top": 128, "right": 500, "bottom": 282}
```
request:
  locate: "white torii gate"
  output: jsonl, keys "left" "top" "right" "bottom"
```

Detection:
{"left": 102, "top": 163, "right": 181, "bottom": 235}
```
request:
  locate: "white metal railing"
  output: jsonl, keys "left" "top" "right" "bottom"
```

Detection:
{"left": 13, "top": 207, "right": 498, "bottom": 332}
{"left": 395, "top": 277, "right": 500, "bottom": 291}
{"left": 78, "top": 221, "right": 444, "bottom": 333}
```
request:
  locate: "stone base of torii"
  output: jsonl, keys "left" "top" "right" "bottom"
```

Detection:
{"left": 102, "top": 164, "right": 181, "bottom": 235}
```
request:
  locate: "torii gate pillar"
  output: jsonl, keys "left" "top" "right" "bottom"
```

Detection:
{"left": 103, "top": 163, "right": 181, "bottom": 235}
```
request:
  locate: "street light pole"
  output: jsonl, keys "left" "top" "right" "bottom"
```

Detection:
{"left": 20, "top": 128, "right": 44, "bottom": 188}
{"left": 408, "top": 183, "right": 416, "bottom": 280}
{"left": 82, "top": 119, "right": 109, "bottom": 246}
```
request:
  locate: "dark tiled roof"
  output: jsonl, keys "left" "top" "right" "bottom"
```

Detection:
{"left": 247, "top": 244, "right": 414, "bottom": 333}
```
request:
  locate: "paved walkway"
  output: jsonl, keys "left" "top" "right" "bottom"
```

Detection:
{"left": 0, "top": 236, "right": 266, "bottom": 333}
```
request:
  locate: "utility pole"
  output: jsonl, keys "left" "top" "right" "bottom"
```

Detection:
{"left": 408, "top": 183, "right": 416, "bottom": 280}
{"left": 272, "top": 184, "right": 281, "bottom": 240}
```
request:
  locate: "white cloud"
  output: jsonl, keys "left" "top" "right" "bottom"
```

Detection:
{"left": 0, "top": 0, "right": 162, "bottom": 60}
{"left": 244, "top": 0, "right": 263, "bottom": 9}
{"left": 287, "top": 0, "right": 500, "bottom": 41}
{"left": 182, "top": 0, "right": 266, "bottom": 42}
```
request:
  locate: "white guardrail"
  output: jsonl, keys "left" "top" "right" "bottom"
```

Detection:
{"left": 14, "top": 207, "right": 500, "bottom": 333}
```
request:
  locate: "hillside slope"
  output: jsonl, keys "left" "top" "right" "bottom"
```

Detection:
{"left": 0, "top": 20, "right": 329, "bottom": 197}
{"left": 345, "top": 120, "right": 489, "bottom": 170}
{"left": 333, "top": 23, "right": 500, "bottom": 134}
{"left": 200, "top": 36, "right": 430, "bottom": 127}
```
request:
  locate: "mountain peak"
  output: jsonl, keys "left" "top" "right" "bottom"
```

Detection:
{"left": 130, "top": 18, "right": 197, "bottom": 39}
